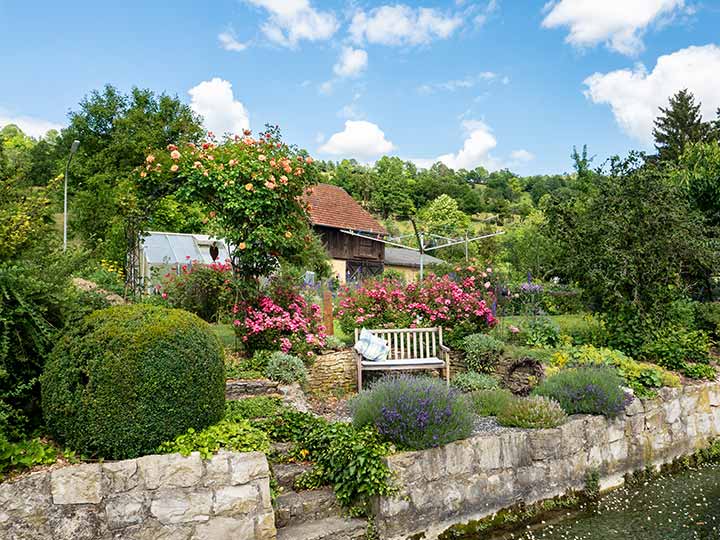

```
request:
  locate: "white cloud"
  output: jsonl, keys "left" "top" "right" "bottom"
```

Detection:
{"left": 418, "top": 72, "right": 499, "bottom": 94}
{"left": 338, "top": 104, "right": 363, "bottom": 120}
{"left": 474, "top": 0, "right": 499, "bottom": 27}
{"left": 509, "top": 149, "right": 535, "bottom": 162}
{"left": 318, "top": 80, "right": 334, "bottom": 95}
{"left": 542, "top": 0, "right": 687, "bottom": 55}
{"left": 583, "top": 44, "right": 720, "bottom": 145}
{"left": 333, "top": 47, "right": 368, "bottom": 78}
{"left": 218, "top": 31, "right": 248, "bottom": 52}
{"left": 414, "top": 120, "right": 499, "bottom": 170}
{"left": 188, "top": 78, "right": 249, "bottom": 136}
{"left": 319, "top": 120, "right": 395, "bottom": 159}
{"left": 0, "top": 111, "right": 62, "bottom": 138}
{"left": 246, "top": 0, "right": 338, "bottom": 47}
{"left": 350, "top": 4, "right": 462, "bottom": 46}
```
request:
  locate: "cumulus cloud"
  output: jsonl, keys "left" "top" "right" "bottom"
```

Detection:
{"left": 246, "top": 0, "right": 338, "bottom": 47}
{"left": 418, "top": 72, "right": 499, "bottom": 94}
{"left": 350, "top": 4, "right": 462, "bottom": 46}
{"left": 218, "top": 31, "right": 248, "bottom": 52}
{"left": 0, "top": 111, "right": 62, "bottom": 138}
{"left": 583, "top": 44, "right": 720, "bottom": 145}
{"left": 188, "top": 78, "right": 249, "bottom": 136}
{"left": 333, "top": 47, "right": 368, "bottom": 78}
{"left": 319, "top": 120, "right": 395, "bottom": 160}
{"left": 414, "top": 120, "right": 499, "bottom": 170}
{"left": 542, "top": 0, "right": 687, "bottom": 55}
{"left": 509, "top": 149, "right": 535, "bottom": 162}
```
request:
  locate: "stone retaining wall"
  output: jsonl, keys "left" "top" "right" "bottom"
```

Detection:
{"left": 225, "top": 379, "right": 281, "bottom": 399}
{"left": 373, "top": 381, "right": 720, "bottom": 540}
{"left": 0, "top": 451, "right": 275, "bottom": 540}
{"left": 307, "top": 349, "right": 357, "bottom": 395}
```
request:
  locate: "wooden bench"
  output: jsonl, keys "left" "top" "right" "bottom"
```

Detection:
{"left": 353, "top": 327, "right": 450, "bottom": 389}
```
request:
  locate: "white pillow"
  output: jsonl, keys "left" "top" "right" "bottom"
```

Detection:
{"left": 354, "top": 328, "right": 389, "bottom": 362}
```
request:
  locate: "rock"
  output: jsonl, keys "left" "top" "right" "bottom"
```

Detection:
{"left": 103, "top": 460, "right": 140, "bottom": 493}
{"left": 149, "top": 490, "right": 212, "bottom": 525}
{"left": 105, "top": 492, "right": 147, "bottom": 530}
{"left": 51, "top": 464, "right": 103, "bottom": 505}
{"left": 278, "top": 383, "right": 311, "bottom": 413}
{"left": 229, "top": 452, "right": 269, "bottom": 485}
{"left": 192, "top": 516, "right": 254, "bottom": 540}
{"left": 213, "top": 485, "right": 259, "bottom": 515}
{"left": 138, "top": 453, "right": 203, "bottom": 490}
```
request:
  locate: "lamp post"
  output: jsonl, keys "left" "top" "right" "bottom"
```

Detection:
{"left": 63, "top": 140, "right": 80, "bottom": 252}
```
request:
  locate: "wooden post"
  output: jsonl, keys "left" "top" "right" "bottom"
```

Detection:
{"left": 322, "top": 288, "right": 334, "bottom": 336}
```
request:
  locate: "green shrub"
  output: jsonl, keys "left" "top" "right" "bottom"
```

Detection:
{"left": 640, "top": 326, "right": 710, "bottom": 370}
{"left": 41, "top": 304, "right": 226, "bottom": 459}
{"left": 694, "top": 302, "right": 720, "bottom": 338}
{"left": 496, "top": 396, "right": 567, "bottom": 429}
{"left": 0, "top": 434, "right": 59, "bottom": 481}
{"left": 265, "top": 352, "right": 307, "bottom": 384}
{"left": 225, "top": 396, "right": 285, "bottom": 421}
{"left": 158, "top": 419, "right": 270, "bottom": 459}
{"left": 682, "top": 363, "right": 717, "bottom": 380}
{"left": 470, "top": 388, "right": 514, "bottom": 416}
{"left": 323, "top": 335, "right": 346, "bottom": 350}
{"left": 251, "top": 409, "right": 325, "bottom": 443}
{"left": 553, "top": 314, "right": 606, "bottom": 346}
{"left": 451, "top": 372, "right": 499, "bottom": 393}
{"left": 524, "top": 317, "right": 561, "bottom": 348}
{"left": 462, "top": 333, "right": 504, "bottom": 373}
{"left": 226, "top": 350, "right": 275, "bottom": 379}
{"left": 349, "top": 375, "right": 474, "bottom": 450}
{"left": 534, "top": 367, "right": 631, "bottom": 417}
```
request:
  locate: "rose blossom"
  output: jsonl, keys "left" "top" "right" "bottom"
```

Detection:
{"left": 170, "top": 150, "right": 181, "bottom": 160}
{"left": 170, "top": 164, "right": 179, "bottom": 172}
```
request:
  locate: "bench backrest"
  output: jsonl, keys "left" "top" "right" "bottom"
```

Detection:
{"left": 355, "top": 327, "right": 443, "bottom": 360}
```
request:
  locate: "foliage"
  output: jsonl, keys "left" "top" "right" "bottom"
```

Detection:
{"left": 224, "top": 396, "right": 285, "bottom": 421}
{"left": 225, "top": 350, "right": 275, "bottom": 379}
{"left": 469, "top": 388, "right": 514, "bottom": 416}
{"left": 653, "top": 90, "right": 714, "bottom": 163}
{"left": 496, "top": 396, "right": 567, "bottom": 429}
{"left": 134, "top": 125, "right": 319, "bottom": 280}
{"left": 251, "top": 409, "right": 324, "bottom": 443}
{"left": 41, "top": 304, "right": 226, "bottom": 459}
{"left": 337, "top": 274, "right": 496, "bottom": 346}
{"left": 461, "top": 333, "right": 504, "bottom": 374}
{"left": 677, "top": 141, "right": 720, "bottom": 230}
{"left": 681, "top": 363, "right": 717, "bottom": 380}
{"left": 500, "top": 210, "right": 560, "bottom": 281}
{"left": 693, "top": 302, "right": 720, "bottom": 338}
{"left": 451, "top": 371, "right": 499, "bottom": 393}
{"left": 534, "top": 367, "right": 632, "bottom": 417}
{"left": 417, "top": 194, "right": 471, "bottom": 239}
{"left": 524, "top": 317, "right": 562, "bottom": 348}
{"left": 293, "top": 421, "right": 394, "bottom": 510}
{"left": 233, "top": 273, "right": 326, "bottom": 360}
{"left": 264, "top": 352, "right": 308, "bottom": 385}
{"left": 349, "top": 375, "right": 474, "bottom": 450}
{"left": 158, "top": 419, "right": 269, "bottom": 459}
{"left": 157, "top": 259, "right": 250, "bottom": 322}
{"left": 550, "top": 344, "right": 680, "bottom": 398}
{"left": 545, "top": 153, "right": 716, "bottom": 354}
{"left": 323, "top": 334, "right": 346, "bottom": 350}
{"left": 369, "top": 156, "right": 416, "bottom": 218}
{"left": 640, "top": 326, "right": 710, "bottom": 371}
{"left": 0, "top": 434, "right": 59, "bottom": 481}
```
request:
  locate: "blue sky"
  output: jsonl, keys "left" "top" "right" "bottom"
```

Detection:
{"left": 1, "top": 0, "right": 720, "bottom": 175}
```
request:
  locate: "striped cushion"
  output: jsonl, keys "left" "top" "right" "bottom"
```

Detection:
{"left": 354, "top": 328, "right": 389, "bottom": 362}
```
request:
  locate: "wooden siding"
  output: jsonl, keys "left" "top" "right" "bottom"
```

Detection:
{"left": 315, "top": 225, "right": 384, "bottom": 262}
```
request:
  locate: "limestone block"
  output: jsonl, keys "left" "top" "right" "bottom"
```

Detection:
{"left": 607, "top": 418, "right": 626, "bottom": 443}
{"left": 625, "top": 397, "right": 644, "bottom": 416}
{"left": 559, "top": 418, "right": 586, "bottom": 456}
{"left": 103, "top": 459, "right": 140, "bottom": 493}
{"left": 48, "top": 504, "right": 106, "bottom": 540}
{"left": 376, "top": 495, "right": 411, "bottom": 517}
{"left": 150, "top": 490, "right": 212, "bottom": 525}
{"left": 254, "top": 511, "right": 278, "bottom": 540}
{"left": 213, "top": 485, "right": 259, "bottom": 515}
{"left": 105, "top": 491, "right": 147, "bottom": 530}
{"left": 229, "top": 452, "right": 269, "bottom": 485}
{"left": 203, "top": 452, "right": 230, "bottom": 487}
{"left": 527, "top": 428, "right": 563, "bottom": 461}
{"left": 498, "top": 431, "right": 530, "bottom": 468}
{"left": 473, "top": 435, "right": 502, "bottom": 470}
{"left": 192, "top": 517, "right": 254, "bottom": 540}
{"left": 138, "top": 453, "right": 203, "bottom": 490}
{"left": 0, "top": 471, "right": 51, "bottom": 517}
{"left": 51, "top": 463, "right": 103, "bottom": 505}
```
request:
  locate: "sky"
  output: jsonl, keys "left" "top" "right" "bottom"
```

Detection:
{"left": 1, "top": 0, "right": 720, "bottom": 175}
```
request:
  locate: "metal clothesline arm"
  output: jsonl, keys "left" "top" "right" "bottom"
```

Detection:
{"left": 424, "top": 231, "right": 506, "bottom": 252}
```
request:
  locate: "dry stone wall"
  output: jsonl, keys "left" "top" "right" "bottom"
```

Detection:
{"left": 0, "top": 451, "right": 275, "bottom": 540}
{"left": 373, "top": 381, "right": 720, "bottom": 540}
{"left": 307, "top": 349, "right": 357, "bottom": 395}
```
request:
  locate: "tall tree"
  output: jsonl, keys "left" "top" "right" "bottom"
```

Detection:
{"left": 653, "top": 89, "right": 711, "bottom": 162}
{"left": 369, "top": 156, "right": 415, "bottom": 218}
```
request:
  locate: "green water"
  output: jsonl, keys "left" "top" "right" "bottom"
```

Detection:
{"left": 497, "top": 464, "right": 720, "bottom": 540}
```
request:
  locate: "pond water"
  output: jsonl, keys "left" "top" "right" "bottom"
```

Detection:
{"left": 490, "top": 464, "right": 720, "bottom": 540}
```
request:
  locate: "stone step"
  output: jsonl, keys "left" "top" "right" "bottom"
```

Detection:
{"left": 271, "top": 462, "right": 313, "bottom": 490}
{"left": 276, "top": 516, "right": 368, "bottom": 540}
{"left": 274, "top": 487, "right": 340, "bottom": 528}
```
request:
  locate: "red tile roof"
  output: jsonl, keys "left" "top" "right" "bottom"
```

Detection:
{"left": 304, "top": 183, "right": 387, "bottom": 235}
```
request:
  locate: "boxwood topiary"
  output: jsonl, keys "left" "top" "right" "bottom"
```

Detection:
{"left": 41, "top": 304, "right": 226, "bottom": 459}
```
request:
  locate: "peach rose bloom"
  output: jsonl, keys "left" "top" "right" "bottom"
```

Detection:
{"left": 245, "top": 183, "right": 254, "bottom": 191}
{"left": 146, "top": 155, "right": 155, "bottom": 164}
{"left": 305, "top": 156, "right": 313, "bottom": 164}
{"left": 239, "top": 242, "right": 247, "bottom": 250}
{"left": 258, "top": 154, "right": 266, "bottom": 161}
{"left": 170, "top": 164, "right": 179, "bottom": 172}
{"left": 265, "top": 181, "right": 276, "bottom": 189}
{"left": 170, "top": 150, "right": 181, "bottom": 160}
{"left": 280, "top": 175, "right": 288, "bottom": 184}
{"left": 285, "top": 231, "right": 293, "bottom": 238}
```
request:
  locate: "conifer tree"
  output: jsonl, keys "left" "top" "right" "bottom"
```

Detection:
{"left": 653, "top": 89, "right": 711, "bottom": 162}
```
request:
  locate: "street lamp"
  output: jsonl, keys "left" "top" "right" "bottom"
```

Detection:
{"left": 63, "top": 140, "right": 80, "bottom": 252}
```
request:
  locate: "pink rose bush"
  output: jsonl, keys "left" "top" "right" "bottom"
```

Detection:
{"left": 337, "top": 274, "right": 497, "bottom": 345}
{"left": 233, "top": 281, "right": 326, "bottom": 361}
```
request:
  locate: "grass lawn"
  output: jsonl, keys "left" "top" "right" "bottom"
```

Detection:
{"left": 212, "top": 323, "right": 237, "bottom": 349}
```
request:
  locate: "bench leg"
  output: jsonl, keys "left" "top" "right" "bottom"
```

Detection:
{"left": 357, "top": 363, "right": 362, "bottom": 392}
{"left": 445, "top": 362, "right": 450, "bottom": 386}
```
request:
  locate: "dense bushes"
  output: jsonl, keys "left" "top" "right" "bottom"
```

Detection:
{"left": 265, "top": 352, "right": 307, "bottom": 384}
{"left": 534, "top": 367, "right": 631, "bottom": 417}
{"left": 470, "top": 388, "right": 514, "bottom": 416}
{"left": 158, "top": 420, "right": 270, "bottom": 458}
{"left": 451, "top": 372, "right": 499, "bottom": 393}
{"left": 496, "top": 396, "right": 567, "bottom": 428}
{"left": 350, "top": 375, "right": 474, "bottom": 450}
{"left": 0, "top": 434, "right": 60, "bottom": 480}
{"left": 41, "top": 304, "right": 226, "bottom": 459}
{"left": 640, "top": 326, "right": 710, "bottom": 371}
{"left": 461, "top": 333, "right": 504, "bottom": 373}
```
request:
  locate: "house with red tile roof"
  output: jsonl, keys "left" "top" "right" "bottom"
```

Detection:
{"left": 304, "top": 183, "right": 387, "bottom": 282}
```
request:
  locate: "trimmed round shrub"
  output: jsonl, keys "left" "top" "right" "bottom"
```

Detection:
{"left": 264, "top": 352, "right": 307, "bottom": 384}
{"left": 41, "top": 304, "right": 225, "bottom": 459}
{"left": 533, "top": 366, "right": 631, "bottom": 417}
{"left": 470, "top": 388, "right": 514, "bottom": 416}
{"left": 451, "top": 372, "right": 499, "bottom": 393}
{"left": 497, "top": 396, "right": 567, "bottom": 429}
{"left": 461, "top": 333, "right": 504, "bottom": 373}
{"left": 349, "top": 375, "right": 474, "bottom": 450}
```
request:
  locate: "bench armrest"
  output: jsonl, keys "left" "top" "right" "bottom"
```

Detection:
{"left": 439, "top": 344, "right": 450, "bottom": 352}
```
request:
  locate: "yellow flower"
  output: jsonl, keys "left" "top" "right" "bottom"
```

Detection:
{"left": 245, "top": 183, "right": 254, "bottom": 191}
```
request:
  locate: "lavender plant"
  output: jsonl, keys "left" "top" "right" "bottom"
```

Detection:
{"left": 349, "top": 375, "right": 474, "bottom": 450}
